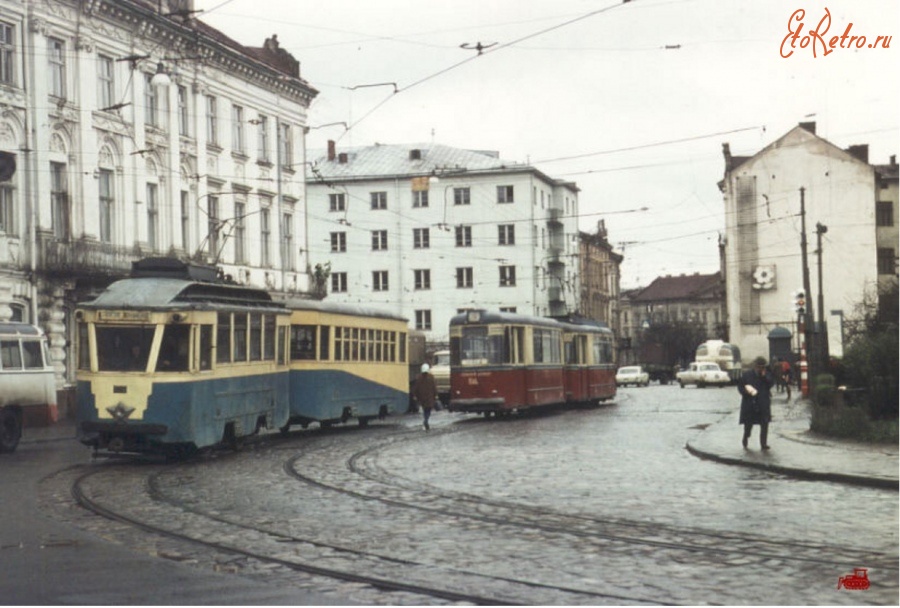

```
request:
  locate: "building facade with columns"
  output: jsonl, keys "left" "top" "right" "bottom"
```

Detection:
{"left": 0, "top": 0, "right": 316, "bottom": 405}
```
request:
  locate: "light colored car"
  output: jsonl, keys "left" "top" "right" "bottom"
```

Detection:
{"left": 676, "top": 361, "right": 731, "bottom": 388}
{"left": 430, "top": 350, "right": 451, "bottom": 402}
{"left": 615, "top": 365, "right": 650, "bottom": 387}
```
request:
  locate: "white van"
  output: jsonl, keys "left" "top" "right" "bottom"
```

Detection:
{"left": 0, "top": 323, "right": 57, "bottom": 452}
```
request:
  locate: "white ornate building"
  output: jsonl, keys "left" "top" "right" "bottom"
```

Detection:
{"left": 0, "top": 0, "right": 317, "bottom": 401}
{"left": 305, "top": 142, "right": 583, "bottom": 343}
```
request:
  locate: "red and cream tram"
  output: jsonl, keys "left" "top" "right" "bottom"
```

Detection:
{"left": 448, "top": 309, "right": 615, "bottom": 416}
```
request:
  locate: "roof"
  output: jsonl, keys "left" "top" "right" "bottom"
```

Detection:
{"left": 80, "top": 278, "right": 281, "bottom": 311}
{"left": 307, "top": 142, "right": 578, "bottom": 191}
{"left": 632, "top": 272, "right": 722, "bottom": 303}
{"left": 280, "top": 298, "right": 408, "bottom": 323}
{"left": 875, "top": 162, "right": 899, "bottom": 181}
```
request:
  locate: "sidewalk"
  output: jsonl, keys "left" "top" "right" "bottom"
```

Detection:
{"left": 686, "top": 397, "right": 899, "bottom": 490}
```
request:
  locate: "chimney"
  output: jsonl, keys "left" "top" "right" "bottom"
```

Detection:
{"left": 327, "top": 140, "right": 336, "bottom": 162}
{"left": 890, "top": 154, "right": 897, "bottom": 166}
{"left": 799, "top": 121, "right": 816, "bottom": 134}
{"left": 722, "top": 142, "right": 733, "bottom": 170}
{"left": 845, "top": 144, "right": 869, "bottom": 163}
{"left": 338, "top": 152, "right": 348, "bottom": 164}
{"left": 409, "top": 149, "right": 422, "bottom": 161}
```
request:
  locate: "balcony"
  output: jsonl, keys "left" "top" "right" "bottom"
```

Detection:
{"left": 36, "top": 234, "right": 143, "bottom": 279}
{"left": 547, "top": 206, "right": 563, "bottom": 225}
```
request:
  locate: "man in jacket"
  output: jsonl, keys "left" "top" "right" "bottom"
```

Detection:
{"left": 412, "top": 363, "right": 438, "bottom": 431}
{"left": 738, "top": 356, "right": 775, "bottom": 449}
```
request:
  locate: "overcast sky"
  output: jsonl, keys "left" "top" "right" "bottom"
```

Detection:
{"left": 195, "top": 0, "right": 898, "bottom": 289}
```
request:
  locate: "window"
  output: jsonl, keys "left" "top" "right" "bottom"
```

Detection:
{"left": 414, "top": 269, "right": 431, "bottom": 290}
{"left": 533, "top": 329, "right": 561, "bottom": 363}
{"left": 877, "top": 248, "right": 896, "bottom": 275}
{"left": 50, "top": 162, "right": 69, "bottom": 240}
{"left": 98, "top": 169, "right": 114, "bottom": 243}
{"left": 498, "top": 224, "right": 515, "bottom": 245}
{"left": 282, "top": 212, "right": 294, "bottom": 270}
{"left": 144, "top": 73, "right": 164, "bottom": 128}
{"left": 233, "top": 313, "right": 248, "bottom": 361}
{"left": 500, "top": 265, "right": 516, "bottom": 286}
{"left": 371, "top": 191, "right": 387, "bottom": 210}
{"left": 331, "top": 272, "right": 348, "bottom": 293}
{"left": 48, "top": 38, "right": 65, "bottom": 98}
{"left": 279, "top": 122, "right": 293, "bottom": 167}
{"left": 415, "top": 310, "right": 432, "bottom": 331}
{"left": 231, "top": 105, "right": 244, "bottom": 154}
{"left": 263, "top": 314, "right": 276, "bottom": 360}
{"left": 499, "top": 306, "right": 517, "bottom": 313}
{"left": 455, "top": 225, "right": 472, "bottom": 247}
{"left": 199, "top": 325, "right": 213, "bottom": 371}
{"left": 257, "top": 114, "right": 269, "bottom": 162}
{"left": 454, "top": 187, "right": 471, "bottom": 206}
{"left": 217, "top": 312, "right": 231, "bottom": 364}
{"left": 456, "top": 267, "right": 473, "bottom": 288}
{"left": 0, "top": 181, "right": 13, "bottom": 235}
{"left": 78, "top": 323, "right": 90, "bottom": 370}
{"left": 159, "top": 325, "right": 189, "bottom": 372}
{"left": 329, "top": 192, "right": 346, "bottom": 212}
{"left": 234, "top": 201, "right": 246, "bottom": 263}
{"left": 372, "top": 230, "right": 388, "bottom": 251}
{"left": 413, "top": 190, "right": 429, "bottom": 208}
{"left": 331, "top": 232, "right": 346, "bottom": 252}
{"left": 373, "top": 270, "right": 389, "bottom": 291}
{"left": 249, "top": 313, "right": 262, "bottom": 361}
{"left": 146, "top": 183, "right": 158, "bottom": 251}
{"left": 877, "top": 201, "right": 894, "bottom": 227}
{"left": 177, "top": 85, "right": 190, "bottom": 136}
{"left": 497, "top": 185, "right": 514, "bottom": 204}
{"left": 414, "top": 227, "right": 430, "bottom": 249}
{"left": 291, "top": 325, "right": 317, "bottom": 360}
{"left": 207, "top": 195, "right": 219, "bottom": 258}
{"left": 94, "top": 326, "right": 154, "bottom": 372}
{"left": 0, "top": 21, "right": 14, "bottom": 85}
{"left": 98, "top": 55, "right": 115, "bottom": 110}
{"left": 260, "top": 205, "right": 271, "bottom": 266}
{"left": 206, "top": 96, "right": 218, "bottom": 145}
{"left": 180, "top": 191, "right": 190, "bottom": 251}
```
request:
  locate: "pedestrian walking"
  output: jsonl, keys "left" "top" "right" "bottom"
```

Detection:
{"left": 780, "top": 358, "right": 792, "bottom": 400}
{"left": 738, "top": 356, "right": 775, "bottom": 450}
{"left": 412, "top": 363, "right": 438, "bottom": 431}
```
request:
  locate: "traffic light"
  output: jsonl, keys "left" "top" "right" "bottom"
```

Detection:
{"left": 793, "top": 290, "right": 806, "bottom": 314}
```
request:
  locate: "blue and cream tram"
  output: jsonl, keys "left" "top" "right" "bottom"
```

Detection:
{"left": 76, "top": 258, "right": 291, "bottom": 455}
{"left": 282, "top": 300, "right": 409, "bottom": 430}
{"left": 448, "top": 309, "right": 616, "bottom": 416}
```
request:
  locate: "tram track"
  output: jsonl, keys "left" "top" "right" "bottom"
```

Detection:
{"left": 68, "top": 437, "right": 665, "bottom": 606}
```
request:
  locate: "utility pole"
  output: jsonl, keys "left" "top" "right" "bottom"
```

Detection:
{"left": 816, "top": 222, "right": 829, "bottom": 368}
{"left": 799, "top": 187, "right": 815, "bottom": 389}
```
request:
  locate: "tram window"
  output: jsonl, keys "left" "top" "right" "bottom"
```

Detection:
{"left": 319, "top": 326, "right": 330, "bottom": 360}
{"left": 564, "top": 340, "right": 575, "bottom": 365}
{"left": 159, "top": 325, "right": 190, "bottom": 372}
{"left": 234, "top": 314, "right": 248, "bottom": 361}
{"left": 1, "top": 341, "right": 22, "bottom": 370}
{"left": 460, "top": 327, "right": 506, "bottom": 365}
{"left": 217, "top": 313, "right": 231, "bottom": 364}
{"left": 533, "top": 329, "right": 560, "bottom": 364}
{"left": 277, "top": 326, "right": 288, "bottom": 365}
{"left": 22, "top": 341, "right": 44, "bottom": 369}
{"left": 199, "top": 325, "right": 212, "bottom": 371}
{"left": 78, "top": 323, "right": 90, "bottom": 370}
{"left": 95, "top": 326, "right": 154, "bottom": 372}
{"left": 263, "top": 315, "right": 275, "bottom": 361}
{"left": 290, "top": 325, "right": 316, "bottom": 360}
{"left": 249, "top": 314, "right": 262, "bottom": 361}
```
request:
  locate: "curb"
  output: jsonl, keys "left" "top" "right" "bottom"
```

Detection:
{"left": 684, "top": 441, "right": 899, "bottom": 491}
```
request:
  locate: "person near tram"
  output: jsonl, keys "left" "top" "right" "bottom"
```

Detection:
{"left": 412, "top": 363, "right": 438, "bottom": 431}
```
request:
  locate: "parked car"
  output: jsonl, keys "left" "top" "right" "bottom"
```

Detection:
{"left": 616, "top": 365, "right": 650, "bottom": 387}
{"left": 676, "top": 361, "right": 731, "bottom": 388}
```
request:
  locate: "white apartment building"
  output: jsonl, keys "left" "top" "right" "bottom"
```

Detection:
{"left": 0, "top": 0, "right": 316, "bottom": 394}
{"left": 305, "top": 142, "right": 582, "bottom": 343}
{"left": 720, "top": 122, "right": 896, "bottom": 362}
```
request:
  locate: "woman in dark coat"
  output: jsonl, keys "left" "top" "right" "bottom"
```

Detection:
{"left": 738, "top": 356, "right": 775, "bottom": 449}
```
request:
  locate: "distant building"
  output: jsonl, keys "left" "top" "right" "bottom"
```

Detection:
{"left": 720, "top": 122, "right": 896, "bottom": 362}
{"left": 0, "top": 0, "right": 316, "bottom": 394}
{"left": 305, "top": 142, "right": 582, "bottom": 343}
{"left": 617, "top": 272, "right": 725, "bottom": 364}
{"left": 578, "top": 220, "right": 623, "bottom": 335}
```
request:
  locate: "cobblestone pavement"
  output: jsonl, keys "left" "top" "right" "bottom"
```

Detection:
{"left": 40, "top": 385, "right": 898, "bottom": 605}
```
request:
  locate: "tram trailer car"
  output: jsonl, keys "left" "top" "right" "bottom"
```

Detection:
{"left": 282, "top": 300, "right": 409, "bottom": 430}
{"left": 76, "top": 259, "right": 291, "bottom": 456}
{"left": 448, "top": 310, "right": 616, "bottom": 417}
{"left": 0, "top": 323, "right": 57, "bottom": 453}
